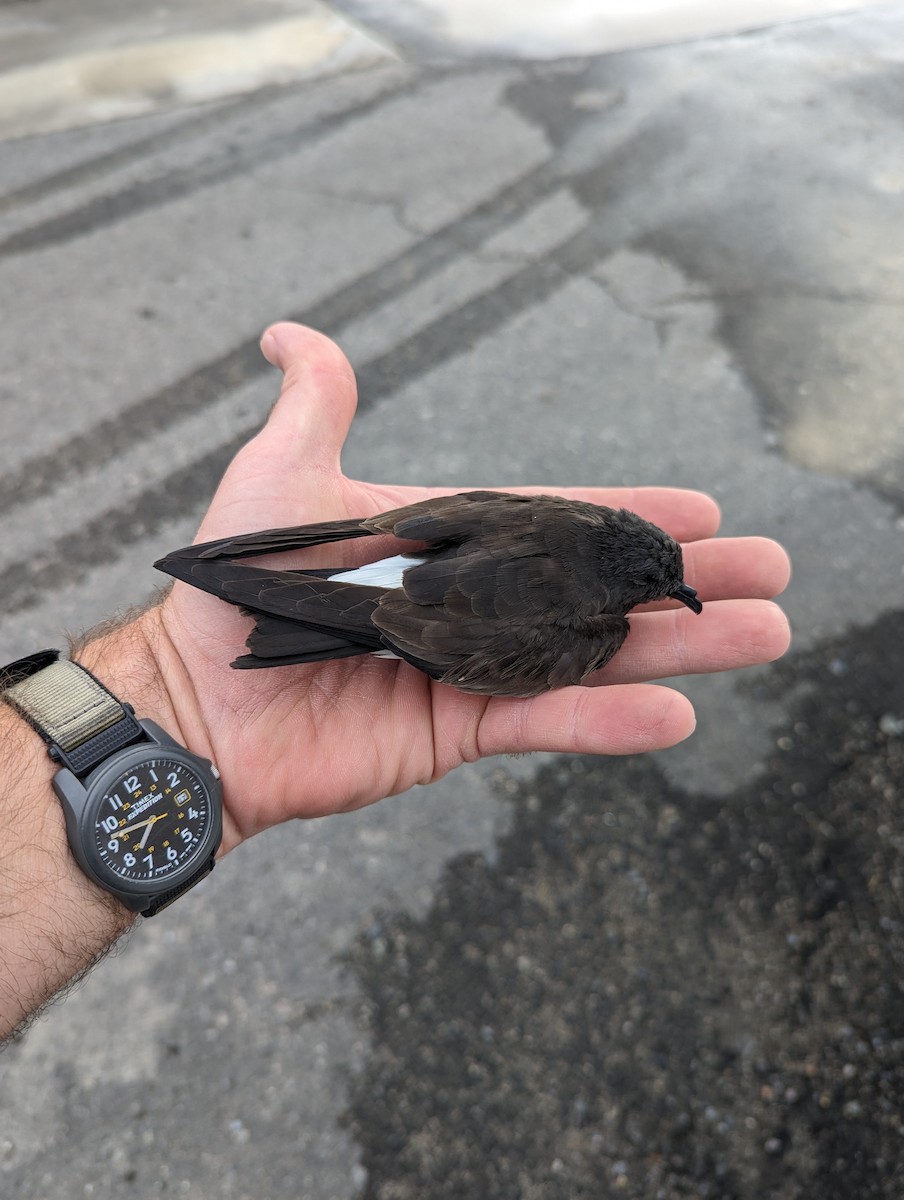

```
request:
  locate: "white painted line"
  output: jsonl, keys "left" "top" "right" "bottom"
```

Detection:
{"left": 348, "top": 0, "right": 894, "bottom": 55}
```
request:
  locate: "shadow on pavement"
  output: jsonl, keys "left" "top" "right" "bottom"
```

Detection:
{"left": 346, "top": 607, "right": 904, "bottom": 1198}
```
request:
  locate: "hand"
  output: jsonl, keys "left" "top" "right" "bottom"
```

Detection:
{"left": 113, "top": 324, "right": 790, "bottom": 854}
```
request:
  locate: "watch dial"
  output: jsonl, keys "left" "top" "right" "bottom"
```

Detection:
{"left": 92, "top": 758, "right": 213, "bottom": 883}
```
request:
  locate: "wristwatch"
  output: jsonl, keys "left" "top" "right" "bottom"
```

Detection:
{"left": 1, "top": 649, "right": 222, "bottom": 917}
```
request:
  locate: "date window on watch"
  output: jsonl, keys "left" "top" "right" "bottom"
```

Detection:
{"left": 173, "top": 788, "right": 191, "bottom": 806}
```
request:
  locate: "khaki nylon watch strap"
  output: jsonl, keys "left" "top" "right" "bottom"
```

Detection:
{"left": 2, "top": 650, "right": 145, "bottom": 778}
{"left": 6, "top": 659, "right": 123, "bottom": 751}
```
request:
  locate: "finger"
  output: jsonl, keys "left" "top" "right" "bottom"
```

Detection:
{"left": 638, "top": 537, "right": 791, "bottom": 610}
{"left": 257, "top": 322, "right": 358, "bottom": 475}
{"left": 476, "top": 683, "right": 697, "bottom": 757}
{"left": 594, "top": 599, "right": 791, "bottom": 685}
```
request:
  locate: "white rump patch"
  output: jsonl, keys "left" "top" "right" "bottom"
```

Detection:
{"left": 329, "top": 554, "right": 425, "bottom": 590}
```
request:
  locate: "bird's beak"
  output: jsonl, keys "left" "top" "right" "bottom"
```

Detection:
{"left": 672, "top": 583, "right": 703, "bottom": 614}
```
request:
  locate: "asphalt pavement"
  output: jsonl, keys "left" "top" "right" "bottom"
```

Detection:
{"left": 2, "top": 4, "right": 904, "bottom": 1199}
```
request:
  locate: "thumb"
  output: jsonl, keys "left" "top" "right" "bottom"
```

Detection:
{"left": 257, "top": 322, "right": 358, "bottom": 475}
{"left": 194, "top": 324, "right": 358, "bottom": 542}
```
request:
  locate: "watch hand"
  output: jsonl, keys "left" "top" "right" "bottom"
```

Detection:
{"left": 137, "top": 819, "right": 158, "bottom": 849}
{"left": 112, "top": 817, "right": 155, "bottom": 839}
{"left": 112, "top": 813, "right": 169, "bottom": 842}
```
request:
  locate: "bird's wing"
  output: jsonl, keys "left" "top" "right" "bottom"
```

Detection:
{"left": 155, "top": 493, "right": 540, "bottom": 574}
{"left": 398, "top": 548, "right": 571, "bottom": 616}
{"left": 155, "top": 516, "right": 378, "bottom": 566}
{"left": 365, "top": 490, "right": 529, "bottom": 542}
{"left": 372, "top": 490, "right": 612, "bottom": 608}
{"left": 371, "top": 545, "right": 629, "bottom": 695}
{"left": 375, "top": 584, "right": 629, "bottom": 695}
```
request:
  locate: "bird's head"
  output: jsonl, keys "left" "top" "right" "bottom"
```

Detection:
{"left": 600, "top": 508, "right": 703, "bottom": 616}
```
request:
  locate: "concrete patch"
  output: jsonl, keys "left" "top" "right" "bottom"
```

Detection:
{"left": 0, "top": 2, "right": 397, "bottom": 141}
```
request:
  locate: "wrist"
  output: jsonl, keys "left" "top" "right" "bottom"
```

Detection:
{"left": 71, "top": 605, "right": 191, "bottom": 751}
{"left": 73, "top": 604, "right": 235, "bottom": 851}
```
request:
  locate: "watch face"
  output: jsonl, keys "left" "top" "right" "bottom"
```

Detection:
{"left": 91, "top": 757, "right": 215, "bottom": 885}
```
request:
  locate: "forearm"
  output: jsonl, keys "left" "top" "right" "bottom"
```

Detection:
{"left": 0, "top": 610, "right": 179, "bottom": 1041}
{"left": 0, "top": 700, "right": 134, "bottom": 1039}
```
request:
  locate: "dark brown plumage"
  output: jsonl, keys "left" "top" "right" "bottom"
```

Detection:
{"left": 154, "top": 490, "right": 702, "bottom": 697}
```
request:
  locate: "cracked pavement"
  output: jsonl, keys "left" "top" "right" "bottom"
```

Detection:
{"left": 2, "top": 6, "right": 904, "bottom": 1198}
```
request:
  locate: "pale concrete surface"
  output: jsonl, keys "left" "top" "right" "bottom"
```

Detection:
{"left": 0, "top": 0, "right": 396, "bottom": 139}
{"left": 1, "top": 3, "right": 904, "bottom": 1198}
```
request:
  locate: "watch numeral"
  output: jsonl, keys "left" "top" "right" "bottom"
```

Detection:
{"left": 124, "top": 853, "right": 136, "bottom": 868}
{"left": 167, "top": 772, "right": 180, "bottom": 789}
{"left": 101, "top": 815, "right": 119, "bottom": 834}
{"left": 107, "top": 839, "right": 120, "bottom": 853}
{"left": 124, "top": 775, "right": 141, "bottom": 794}
{"left": 143, "top": 854, "right": 154, "bottom": 870}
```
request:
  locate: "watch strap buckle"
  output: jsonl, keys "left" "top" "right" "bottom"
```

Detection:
{"left": 48, "top": 710, "right": 145, "bottom": 778}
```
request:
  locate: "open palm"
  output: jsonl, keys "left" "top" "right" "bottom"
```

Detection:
{"left": 154, "top": 324, "right": 790, "bottom": 853}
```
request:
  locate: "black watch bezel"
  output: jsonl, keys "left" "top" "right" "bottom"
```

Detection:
{"left": 53, "top": 720, "right": 223, "bottom": 917}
